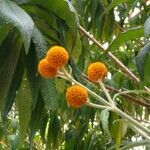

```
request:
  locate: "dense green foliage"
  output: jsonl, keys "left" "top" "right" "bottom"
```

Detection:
{"left": 0, "top": 0, "right": 150, "bottom": 149}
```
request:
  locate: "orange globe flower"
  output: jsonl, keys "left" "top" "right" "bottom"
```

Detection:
{"left": 87, "top": 62, "right": 107, "bottom": 82}
{"left": 38, "top": 59, "right": 58, "bottom": 78}
{"left": 66, "top": 85, "right": 88, "bottom": 108}
{"left": 46, "top": 46, "right": 69, "bottom": 68}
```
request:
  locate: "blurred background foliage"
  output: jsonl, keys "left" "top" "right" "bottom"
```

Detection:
{"left": 0, "top": 0, "right": 150, "bottom": 149}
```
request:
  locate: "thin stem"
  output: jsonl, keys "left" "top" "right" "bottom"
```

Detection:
{"left": 120, "top": 140, "right": 150, "bottom": 150}
{"left": 71, "top": 78, "right": 111, "bottom": 107}
{"left": 62, "top": 67, "right": 111, "bottom": 107}
{"left": 79, "top": 25, "right": 150, "bottom": 92}
{"left": 144, "top": 86, "right": 150, "bottom": 92}
{"left": 82, "top": 73, "right": 150, "bottom": 107}
{"left": 98, "top": 80, "right": 114, "bottom": 105}
{"left": 113, "top": 90, "right": 150, "bottom": 102}
{"left": 86, "top": 101, "right": 112, "bottom": 110}
{"left": 129, "top": 125, "right": 150, "bottom": 140}
{"left": 115, "top": 107, "right": 150, "bottom": 136}
{"left": 79, "top": 25, "right": 140, "bottom": 83}
{"left": 61, "top": 67, "right": 150, "bottom": 138}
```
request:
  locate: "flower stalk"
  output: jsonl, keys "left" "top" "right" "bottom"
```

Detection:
{"left": 60, "top": 67, "right": 150, "bottom": 139}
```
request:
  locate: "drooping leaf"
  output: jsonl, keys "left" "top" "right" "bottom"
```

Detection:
{"left": 0, "top": 24, "right": 11, "bottom": 45}
{"left": 23, "top": 5, "right": 58, "bottom": 31}
{"left": 31, "top": 0, "right": 78, "bottom": 31}
{"left": 0, "top": 0, "right": 34, "bottom": 53}
{"left": 0, "top": 36, "right": 22, "bottom": 110}
{"left": 111, "top": 119, "right": 128, "bottom": 150}
{"left": 108, "top": 27, "right": 144, "bottom": 51}
{"left": 100, "top": 110, "right": 110, "bottom": 134}
{"left": 55, "top": 78, "right": 66, "bottom": 93}
{"left": 16, "top": 74, "right": 32, "bottom": 141}
{"left": 2, "top": 52, "right": 24, "bottom": 122}
{"left": 112, "top": 121, "right": 122, "bottom": 150}
{"left": 144, "top": 16, "right": 150, "bottom": 35}
{"left": 25, "top": 43, "right": 40, "bottom": 109}
{"left": 29, "top": 93, "right": 45, "bottom": 149}
{"left": 41, "top": 79, "right": 59, "bottom": 111}
{"left": 135, "top": 42, "right": 150, "bottom": 82}
{"left": 39, "top": 113, "right": 49, "bottom": 143}
{"left": 0, "top": 31, "right": 14, "bottom": 69}
{"left": 65, "top": 31, "right": 82, "bottom": 63}
{"left": 31, "top": 27, "right": 47, "bottom": 59}
{"left": 47, "top": 114, "right": 61, "bottom": 149}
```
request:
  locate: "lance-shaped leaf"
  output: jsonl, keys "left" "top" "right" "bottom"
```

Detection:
{"left": 0, "top": 0, "right": 34, "bottom": 53}
{"left": 144, "top": 16, "right": 150, "bottom": 35}
{"left": 108, "top": 27, "right": 144, "bottom": 51}
{"left": 16, "top": 74, "right": 32, "bottom": 141}
{"left": 135, "top": 42, "right": 150, "bottom": 82}
{"left": 0, "top": 36, "right": 22, "bottom": 110}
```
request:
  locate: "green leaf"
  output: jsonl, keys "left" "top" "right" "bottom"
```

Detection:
{"left": 0, "top": 124, "right": 4, "bottom": 140}
{"left": 66, "top": 31, "right": 82, "bottom": 63}
{"left": 2, "top": 52, "right": 24, "bottom": 122}
{"left": 10, "top": 119, "right": 18, "bottom": 132}
{"left": 111, "top": 119, "right": 128, "bottom": 150}
{"left": 100, "top": 110, "right": 110, "bottom": 134}
{"left": 16, "top": 74, "right": 32, "bottom": 141}
{"left": 29, "top": 93, "right": 44, "bottom": 148}
{"left": 100, "top": 11, "right": 115, "bottom": 41}
{"left": 0, "top": 31, "right": 14, "bottom": 70}
{"left": 32, "top": 27, "right": 47, "bottom": 59}
{"left": 41, "top": 79, "right": 59, "bottom": 111}
{"left": 25, "top": 43, "right": 40, "bottom": 109}
{"left": 39, "top": 114, "right": 49, "bottom": 143}
{"left": 112, "top": 121, "right": 122, "bottom": 150}
{"left": 101, "top": 0, "right": 129, "bottom": 16}
{"left": 31, "top": 0, "right": 78, "bottom": 31}
{"left": 0, "top": 36, "right": 22, "bottom": 110}
{"left": 55, "top": 78, "right": 66, "bottom": 93}
{"left": 144, "top": 16, "right": 150, "bottom": 35}
{"left": 13, "top": 0, "right": 29, "bottom": 4}
{"left": 23, "top": 5, "right": 58, "bottom": 31}
{"left": 135, "top": 42, "right": 150, "bottom": 82}
{"left": 47, "top": 114, "right": 61, "bottom": 149}
{"left": 0, "top": 0, "right": 34, "bottom": 53}
{"left": 0, "top": 24, "right": 11, "bottom": 45}
{"left": 144, "top": 56, "right": 150, "bottom": 85}
{"left": 7, "top": 134, "right": 20, "bottom": 150}
{"left": 108, "top": 27, "right": 144, "bottom": 51}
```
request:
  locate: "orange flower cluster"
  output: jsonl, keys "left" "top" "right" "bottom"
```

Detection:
{"left": 87, "top": 62, "right": 107, "bottom": 82}
{"left": 38, "top": 46, "right": 69, "bottom": 78}
{"left": 38, "top": 59, "right": 57, "bottom": 78}
{"left": 66, "top": 85, "right": 88, "bottom": 108}
{"left": 46, "top": 46, "right": 69, "bottom": 68}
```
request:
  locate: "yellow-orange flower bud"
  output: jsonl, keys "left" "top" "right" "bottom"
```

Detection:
{"left": 46, "top": 46, "right": 69, "bottom": 68}
{"left": 38, "top": 59, "right": 58, "bottom": 78}
{"left": 87, "top": 62, "right": 107, "bottom": 82}
{"left": 66, "top": 85, "right": 88, "bottom": 108}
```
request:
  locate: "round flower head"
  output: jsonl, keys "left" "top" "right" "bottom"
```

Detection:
{"left": 38, "top": 59, "right": 58, "bottom": 78}
{"left": 87, "top": 62, "right": 107, "bottom": 82}
{"left": 46, "top": 46, "right": 69, "bottom": 68}
{"left": 66, "top": 85, "right": 88, "bottom": 108}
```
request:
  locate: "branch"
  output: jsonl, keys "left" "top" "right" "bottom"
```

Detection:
{"left": 105, "top": 84, "right": 150, "bottom": 107}
{"left": 78, "top": 25, "right": 150, "bottom": 92}
{"left": 82, "top": 73, "right": 150, "bottom": 107}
